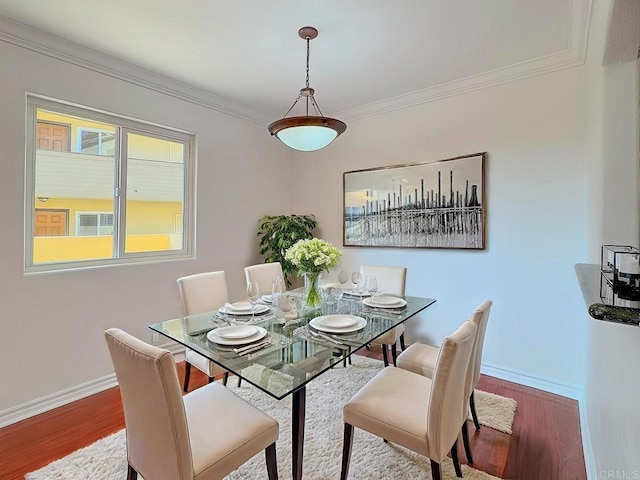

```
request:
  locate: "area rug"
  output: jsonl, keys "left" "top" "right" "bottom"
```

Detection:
{"left": 26, "top": 356, "right": 516, "bottom": 479}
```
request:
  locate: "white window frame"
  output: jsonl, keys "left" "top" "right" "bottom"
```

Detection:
{"left": 76, "top": 127, "right": 116, "bottom": 155}
{"left": 75, "top": 211, "right": 114, "bottom": 236}
{"left": 25, "top": 94, "right": 196, "bottom": 273}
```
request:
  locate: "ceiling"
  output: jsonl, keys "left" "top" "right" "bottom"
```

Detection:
{"left": 0, "top": 0, "right": 591, "bottom": 124}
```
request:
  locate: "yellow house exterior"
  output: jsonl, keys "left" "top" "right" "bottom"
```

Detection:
{"left": 32, "top": 110, "right": 185, "bottom": 265}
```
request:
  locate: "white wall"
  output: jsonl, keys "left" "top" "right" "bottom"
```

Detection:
{"left": 291, "top": 62, "right": 593, "bottom": 393}
{"left": 582, "top": 0, "right": 640, "bottom": 475}
{"left": 0, "top": 39, "right": 292, "bottom": 413}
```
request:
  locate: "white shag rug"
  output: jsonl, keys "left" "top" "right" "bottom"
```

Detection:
{"left": 26, "top": 356, "right": 516, "bottom": 480}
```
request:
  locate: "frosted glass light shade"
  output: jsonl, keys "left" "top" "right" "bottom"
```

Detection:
{"left": 268, "top": 116, "right": 346, "bottom": 152}
{"left": 277, "top": 126, "right": 337, "bottom": 152}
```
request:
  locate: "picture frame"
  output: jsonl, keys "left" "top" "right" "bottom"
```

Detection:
{"left": 343, "top": 152, "right": 486, "bottom": 249}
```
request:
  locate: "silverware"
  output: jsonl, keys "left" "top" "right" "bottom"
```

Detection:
{"left": 307, "top": 329, "right": 350, "bottom": 346}
{"left": 233, "top": 339, "right": 272, "bottom": 355}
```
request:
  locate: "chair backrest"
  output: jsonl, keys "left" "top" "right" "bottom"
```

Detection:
{"left": 470, "top": 300, "right": 492, "bottom": 387}
{"left": 245, "top": 262, "right": 284, "bottom": 295}
{"left": 104, "top": 328, "right": 193, "bottom": 480}
{"left": 360, "top": 265, "right": 407, "bottom": 296}
{"left": 426, "top": 320, "right": 477, "bottom": 462}
{"left": 177, "top": 271, "right": 229, "bottom": 315}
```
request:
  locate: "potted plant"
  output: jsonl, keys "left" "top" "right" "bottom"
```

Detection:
{"left": 257, "top": 214, "right": 318, "bottom": 286}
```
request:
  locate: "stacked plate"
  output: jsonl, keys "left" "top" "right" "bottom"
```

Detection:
{"left": 207, "top": 325, "right": 268, "bottom": 346}
{"left": 261, "top": 294, "right": 273, "bottom": 304}
{"left": 219, "top": 301, "right": 269, "bottom": 315}
{"left": 362, "top": 295, "right": 407, "bottom": 309}
{"left": 309, "top": 315, "right": 367, "bottom": 334}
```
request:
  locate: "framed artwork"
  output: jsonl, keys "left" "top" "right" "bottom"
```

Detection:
{"left": 343, "top": 152, "right": 486, "bottom": 249}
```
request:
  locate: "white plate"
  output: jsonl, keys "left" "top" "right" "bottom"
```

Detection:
{"left": 215, "top": 325, "right": 258, "bottom": 339}
{"left": 207, "top": 326, "right": 268, "bottom": 346}
{"left": 343, "top": 289, "right": 371, "bottom": 297}
{"left": 316, "top": 315, "right": 358, "bottom": 329}
{"left": 226, "top": 301, "right": 253, "bottom": 311}
{"left": 219, "top": 304, "right": 270, "bottom": 315}
{"left": 309, "top": 315, "right": 367, "bottom": 334}
{"left": 261, "top": 294, "right": 273, "bottom": 303}
{"left": 363, "top": 296, "right": 407, "bottom": 308}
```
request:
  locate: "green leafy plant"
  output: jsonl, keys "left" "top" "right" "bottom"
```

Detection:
{"left": 257, "top": 214, "right": 318, "bottom": 286}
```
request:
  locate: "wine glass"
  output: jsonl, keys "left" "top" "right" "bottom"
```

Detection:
{"left": 351, "top": 271, "right": 361, "bottom": 293}
{"left": 365, "top": 275, "right": 378, "bottom": 298}
{"left": 246, "top": 281, "right": 260, "bottom": 321}
{"left": 271, "top": 275, "right": 285, "bottom": 306}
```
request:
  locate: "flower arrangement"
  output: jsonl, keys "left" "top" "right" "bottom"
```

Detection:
{"left": 285, "top": 238, "right": 342, "bottom": 308}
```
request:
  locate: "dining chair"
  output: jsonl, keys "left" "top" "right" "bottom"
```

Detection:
{"left": 397, "top": 300, "right": 493, "bottom": 463}
{"left": 340, "top": 320, "right": 477, "bottom": 480}
{"left": 245, "top": 262, "right": 285, "bottom": 294}
{"left": 104, "top": 328, "right": 279, "bottom": 480}
{"left": 360, "top": 264, "right": 407, "bottom": 367}
{"left": 177, "top": 271, "right": 231, "bottom": 392}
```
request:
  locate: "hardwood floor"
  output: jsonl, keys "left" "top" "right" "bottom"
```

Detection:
{"left": 0, "top": 347, "right": 587, "bottom": 480}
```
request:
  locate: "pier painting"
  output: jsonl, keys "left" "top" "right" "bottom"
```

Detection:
{"left": 343, "top": 152, "right": 486, "bottom": 249}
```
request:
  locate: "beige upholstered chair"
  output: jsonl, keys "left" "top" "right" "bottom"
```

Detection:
{"left": 340, "top": 321, "right": 477, "bottom": 480}
{"left": 105, "top": 328, "right": 279, "bottom": 480}
{"left": 244, "top": 262, "right": 285, "bottom": 295}
{"left": 360, "top": 265, "right": 407, "bottom": 366}
{"left": 177, "top": 271, "right": 231, "bottom": 392}
{"left": 397, "top": 300, "right": 493, "bottom": 463}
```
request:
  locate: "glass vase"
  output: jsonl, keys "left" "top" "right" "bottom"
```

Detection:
{"left": 303, "top": 272, "right": 322, "bottom": 309}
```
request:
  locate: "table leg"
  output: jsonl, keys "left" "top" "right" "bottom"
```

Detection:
{"left": 292, "top": 386, "right": 306, "bottom": 480}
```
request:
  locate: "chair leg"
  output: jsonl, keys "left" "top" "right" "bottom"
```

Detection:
{"left": 222, "top": 372, "right": 229, "bottom": 386}
{"left": 183, "top": 362, "right": 191, "bottom": 392}
{"left": 462, "top": 421, "right": 473, "bottom": 464}
{"left": 237, "top": 376, "right": 242, "bottom": 387}
{"left": 381, "top": 345, "right": 389, "bottom": 367}
{"left": 127, "top": 464, "right": 138, "bottom": 480}
{"left": 430, "top": 459, "right": 442, "bottom": 480}
{"left": 265, "top": 442, "right": 278, "bottom": 480}
{"left": 340, "top": 423, "right": 354, "bottom": 480}
{"left": 470, "top": 391, "right": 481, "bottom": 431}
{"left": 451, "top": 440, "right": 463, "bottom": 478}
{"left": 399, "top": 332, "right": 406, "bottom": 351}
{"left": 391, "top": 343, "right": 398, "bottom": 367}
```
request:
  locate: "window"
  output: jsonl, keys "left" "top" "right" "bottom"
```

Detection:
{"left": 77, "top": 127, "right": 116, "bottom": 156}
{"left": 25, "top": 95, "right": 195, "bottom": 272}
{"left": 76, "top": 213, "right": 114, "bottom": 236}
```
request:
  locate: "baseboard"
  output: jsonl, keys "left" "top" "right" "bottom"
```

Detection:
{"left": 578, "top": 396, "right": 597, "bottom": 480}
{"left": 0, "top": 340, "right": 185, "bottom": 428}
{"left": 480, "top": 362, "right": 583, "bottom": 400}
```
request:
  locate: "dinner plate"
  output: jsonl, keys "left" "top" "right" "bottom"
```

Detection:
{"left": 207, "top": 326, "right": 268, "bottom": 346}
{"left": 342, "top": 289, "right": 371, "bottom": 297}
{"left": 309, "top": 315, "right": 366, "bottom": 334}
{"left": 316, "top": 315, "right": 358, "bottom": 329}
{"left": 215, "top": 325, "right": 258, "bottom": 339}
{"left": 219, "top": 304, "right": 270, "bottom": 315}
{"left": 226, "top": 301, "right": 253, "bottom": 311}
{"left": 261, "top": 294, "right": 273, "bottom": 303}
{"left": 363, "top": 296, "right": 407, "bottom": 308}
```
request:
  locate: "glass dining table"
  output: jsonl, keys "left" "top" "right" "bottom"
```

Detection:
{"left": 149, "top": 294, "right": 436, "bottom": 480}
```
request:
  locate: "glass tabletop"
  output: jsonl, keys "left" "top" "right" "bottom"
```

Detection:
{"left": 149, "top": 295, "right": 436, "bottom": 400}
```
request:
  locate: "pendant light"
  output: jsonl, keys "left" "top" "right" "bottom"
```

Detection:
{"left": 268, "top": 26, "right": 346, "bottom": 152}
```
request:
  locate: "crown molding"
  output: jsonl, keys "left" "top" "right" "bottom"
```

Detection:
{"left": 0, "top": 0, "right": 592, "bottom": 126}
{"left": 335, "top": 0, "right": 593, "bottom": 121}
{"left": 0, "top": 15, "right": 270, "bottom": 125}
